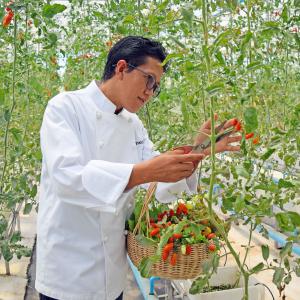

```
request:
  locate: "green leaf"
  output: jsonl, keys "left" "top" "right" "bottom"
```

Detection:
{"left": 254, "top": 183, "right": 278, "bottom": 193}
{"left": 181, "top": 7, "right": 193, "bottom": 24}
{"left": 246, "top": 61, "right": 264, "bottom": 71}
{"left": 1, "top": 242, "right": 13, "bottom": 262}
{"left": 128, "top": 219, "right": 135, "bottom": 232}
{"left": 284, "top": 273, "right": 292, "bottom": 285}
{"left": 42, "top": 4, "right": 67, "bottom": 18}
{"left": 206, "top": 82, "right": 224, "bottom": 95}
{"left": 189, "top": 276, "right": 208, "bottom": 294}
{"left": 135, "top": 234, "right": 157, "bottom": 247}
{"left": 10, "top": 128, "right": 22, "bottom": 144}
{"left": 235, "top": 165, "right": 250, "bottom": 179}
{"left": 284, "top": 154, "right": 296, "bottom": 167}
{"left": 250, "top": 262, "right": 264, "bottom": 274}
{"left": 10, "top": 231, "right": 21, "bottom": 243}
{"left": 189, "top": 222, "right": 203, "bottom": 237}
{"left": 260, "top": 148, "right": 275, "bottom": 161}
{"left": 215, "top": 50, "right": 226, "bottom": 66}
{"left": 264, "top": 21, "right": 280, "bottom": 28}
{"left": 287, "top": 211, "right": 300, "bottom": 226}
{"left": 213, "top": 29, "right": 233, "bottom": 49}
{"left": 222, "top": 196, "right": 234, "bottom": 211}
{"left": 161, "top": 53, "right": 184, "bottom": 66}
{"left": 278, "top": 179, "right": 295, "bottom": 189}
{"left": 276, "top": 213, "right": 294, "bottom": 232}
{"left": 284, "top": 257, "right": 290, "bottom": 271}
{"left": 281, "top": 5, "right": 288, "bottom": 23}
{"left": 241, "top": 31, "right": 253, "bottom": 49}
{"left": 273, "top": 267, "right": 285, "bottom": 288}
{"left": 30, "top": 185, "right": 38, "bottom": 198}
{"left": 0, "top": 216, "right": 8, "bottom": 234}
{"left": 23, "top": 203, "right": 32, "bottom": 215}
{"left": 0, "top": 89, "right": 4, "bottom": 105}
{"left": 4, "top": 109, "right": 11, "bottom": 122}
{"left": 123, "top": 15, "right": 135, "bottom": 24}
{"left": 138, "top": 255, "right": 159, "bottom": 278}
{"left": 243, "top": 107, "right": 258, "bottom": 133}
{"left": 169, "top": 36, "right": 186, "bottom": 49}
{"left": 47, "top": 33, "right": 58, "bottom": 45}
{"left": 262, "top": 245, "right": 269, "bottom": 261}
{"left": 234, "top": 194, "right": 245, "bottom": 213}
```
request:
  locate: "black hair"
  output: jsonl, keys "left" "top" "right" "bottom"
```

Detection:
{"left": 101, "top": 36, "right": 168, "bottom": 81}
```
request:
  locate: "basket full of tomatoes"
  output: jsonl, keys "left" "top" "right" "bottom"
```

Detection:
{"left": 127, "top": 183, "right": 222, "bottom": 279}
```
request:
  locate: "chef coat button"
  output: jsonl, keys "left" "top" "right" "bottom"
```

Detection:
{"left": 103, "top": 236, "right": 108, "bottom": 242}
{"left": 128, "top": 117, "right": 132, "bottom": 123}
{"left": 96, "top": 111, "right": 102, "bottom": 120}
{"left": 98, "top": 141, "right": 104, "bottom": 148}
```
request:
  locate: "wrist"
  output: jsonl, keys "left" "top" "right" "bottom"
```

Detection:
{"left": 126, "top": 161, "right": 151, "bottom": 190}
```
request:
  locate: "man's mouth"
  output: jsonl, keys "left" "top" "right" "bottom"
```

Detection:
{"left": 138, "top": 96, "right": 146, "bottom": 104}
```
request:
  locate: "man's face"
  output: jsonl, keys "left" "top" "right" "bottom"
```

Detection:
{"left": 118, "top": 57, "right": 164, "bottom": 113}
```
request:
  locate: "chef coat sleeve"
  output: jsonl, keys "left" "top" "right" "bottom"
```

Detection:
{"left": 40, "top": 98, "right": 133, "bottom": 213}
{"left": 135, "top": 120, "right": 198, "bottom": 203}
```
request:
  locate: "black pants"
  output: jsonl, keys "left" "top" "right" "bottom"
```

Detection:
{"left": 40, "top": 292, "right": 123, "bottom": 300}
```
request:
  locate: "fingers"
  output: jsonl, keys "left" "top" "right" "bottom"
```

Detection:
{"left": 201, "top": 114, "right": 218, "bottom": 130}
{"left": 172, "top": 145, "right": 193, "bottom": 154}
{"left": 227, "top": 135, "right": 242, "bottom": 143}
{"left": 223, "top": 119, "right": 235, "bottom": 130}
{"left": 225, "top": 145, "right": 240, "bottom": 152}
{"left": 176, "top": 153, "right": 205, "bottom": 162}
{"left": 170, "top": 149, "right": 185, "bottom": 154}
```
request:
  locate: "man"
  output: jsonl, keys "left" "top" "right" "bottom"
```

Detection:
{"left": 36, "top": 36, "right": 241, "bottom": 300}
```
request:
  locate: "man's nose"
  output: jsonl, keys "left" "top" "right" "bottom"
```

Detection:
{"left": 144, "top": 88, "right": 154, "bottom": 98}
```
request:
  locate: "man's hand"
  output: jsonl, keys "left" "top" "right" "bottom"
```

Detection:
{"left": 194, "top": 115, "right": 242, "bottom": 156}
{"left": 126, "top": 150, "right": 205, "bottom": 190}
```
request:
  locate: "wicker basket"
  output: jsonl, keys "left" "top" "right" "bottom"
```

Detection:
{"left": 127, "top": 182, "right": 210, "bottom": 280}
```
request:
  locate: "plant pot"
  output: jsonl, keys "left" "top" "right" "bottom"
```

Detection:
{"left": 179, "top": 266, "right": 265, "bottom": 300}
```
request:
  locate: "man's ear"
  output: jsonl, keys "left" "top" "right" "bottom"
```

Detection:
{"left": 115, "top": 60, "right": 127, "bottom": 77}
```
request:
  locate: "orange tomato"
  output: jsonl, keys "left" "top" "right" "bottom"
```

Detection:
{"left": 170, "top": 253, "right": 177, "bottom": 266}
{"left": 150, "top": 228, "right": 160, "bottom": 237}
{"left": 207, "top": 233, "right": 216, "bottom": 239}
{"left": 245, "top": 132, "right": 254, "bottom": 139}
{"left": 252, "top": 137, "right": 260, "bottom": 145}
{"left": 235, "top": 122, "right": 242, "bottom": 131}
{"left": 173, "top": 233, "right": 183, "bottom": 239}
{"left": 186, "top": 245, "right": 192, "bottom": 255}
{"left": 208, "top": 244, "right": 216, "bottom": 252}
{"left": 2, "top": 11, "right": 14, "bottom": 27}
{"left": 230, "top": 118, "right": 239, "bottom": 126}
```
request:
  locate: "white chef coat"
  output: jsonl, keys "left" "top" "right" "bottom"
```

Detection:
{"left": 35, "top": 80, "right": 197, "bottom": 300}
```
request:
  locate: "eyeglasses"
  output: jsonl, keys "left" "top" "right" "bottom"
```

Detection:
{"left": 127, "top": 63, "right": 161, "bottom": 97}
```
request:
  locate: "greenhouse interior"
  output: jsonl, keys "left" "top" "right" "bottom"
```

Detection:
{"left": 0, "top": 0, "right": 299, "bottom": 299}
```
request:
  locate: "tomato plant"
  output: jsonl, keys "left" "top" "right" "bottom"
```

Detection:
{"left": 0, "top": 2, "right": 299, "bottom": 298}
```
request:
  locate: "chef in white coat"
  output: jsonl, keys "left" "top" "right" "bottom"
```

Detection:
{"left": 36, "top": 36, "right": 241, "bottom": 300}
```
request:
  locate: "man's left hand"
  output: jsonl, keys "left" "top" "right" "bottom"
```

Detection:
{"left": 194, "top": 116, "right": 242, "bottom": 156}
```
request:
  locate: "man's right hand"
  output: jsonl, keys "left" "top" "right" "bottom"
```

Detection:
{"left": 126, "top": 150, "right": 205, "bottom": 190}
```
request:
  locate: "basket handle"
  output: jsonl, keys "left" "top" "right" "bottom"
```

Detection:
{"left": 133, "top": 182, "right": 158, "bottom": 235}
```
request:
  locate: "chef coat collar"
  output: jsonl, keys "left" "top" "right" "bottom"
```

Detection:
{"left": 86, "top": 80, "right": 123, "bottom": 114}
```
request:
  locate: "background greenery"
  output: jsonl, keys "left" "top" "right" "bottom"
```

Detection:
{"left": 0, "top": 0, "right": 299, "bottom": 287}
